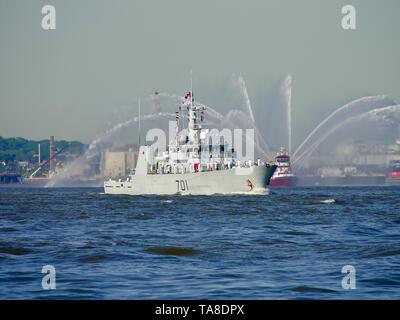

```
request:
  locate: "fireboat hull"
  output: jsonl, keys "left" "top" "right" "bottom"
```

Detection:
{"left": 270, "top": 175, "right": 298, "bottom": 187}
{"left": 386, "top": 172, "right": 400, "bottom": 185}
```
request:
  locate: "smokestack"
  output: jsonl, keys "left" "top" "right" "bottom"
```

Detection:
{"left": 49, "top": 136, "right": 55, "bottom": 174}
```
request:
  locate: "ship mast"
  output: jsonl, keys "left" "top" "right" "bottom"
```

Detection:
{"left": 138, "top": 97, "right": 141, "bottom": 146}
{"left": 190, "top": 69, "right": 193, "bottom": 109}
{"left": 187, "top": 70, "right": 201, "bottom": 144}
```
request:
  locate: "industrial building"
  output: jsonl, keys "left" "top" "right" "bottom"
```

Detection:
{"left": 102, "top": 146, "right": 138, "bottom": 178}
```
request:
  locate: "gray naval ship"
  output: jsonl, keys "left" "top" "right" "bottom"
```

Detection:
{"left": 104, "top": 92, "right": 276, "bottom": 195}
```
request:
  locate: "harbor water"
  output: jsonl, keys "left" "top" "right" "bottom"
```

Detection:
{"left": 0, "top": 186, "right": 399, "bottom": 299}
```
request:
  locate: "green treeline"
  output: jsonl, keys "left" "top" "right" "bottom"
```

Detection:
{"left": 0, "top": 136, "right": 86, "bottom": 162}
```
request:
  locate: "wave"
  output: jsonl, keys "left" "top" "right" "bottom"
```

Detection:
{"left": 320, "top": 199, "right": 336, "bottom": 204}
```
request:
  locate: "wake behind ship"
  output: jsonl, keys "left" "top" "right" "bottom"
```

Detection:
{"left": 104, "top": 91, "right": 276, "bottom": 195}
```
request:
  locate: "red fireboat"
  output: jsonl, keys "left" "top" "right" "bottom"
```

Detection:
{"left": 269, "top": 148, "right": 298, "bottom": 187}
{"left": 386, "top": 160, "right": 400, "bottom": 185}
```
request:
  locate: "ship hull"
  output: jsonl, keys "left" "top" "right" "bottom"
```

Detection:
{"left": 104, "top": 165, "right": 276, "bottom": 195}
{"left": 386, "top": 173, "right": 400, "bottom": 185}
{"left": 270, "top": 175, "right": 298, "bottom": 187}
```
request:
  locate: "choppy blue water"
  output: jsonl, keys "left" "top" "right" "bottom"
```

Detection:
{"left": 0, "top": 186, "right": 399, "bottom": 299}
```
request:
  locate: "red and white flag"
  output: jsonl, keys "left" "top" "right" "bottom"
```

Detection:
{"left": 181, "top": 91, "right": 192, "bottom": 108}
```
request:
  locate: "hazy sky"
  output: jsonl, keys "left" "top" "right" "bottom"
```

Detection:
{"left": 0, "top": 0, "right": 399, "bottom": 145}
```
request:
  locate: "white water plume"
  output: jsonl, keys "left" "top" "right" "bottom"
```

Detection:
{"left": 282, "top": 75, "right": 292, "bottom": 155}
{"left": 46, "top": 75, "right": 400, "bottom": 186}
{"left": 221, "top": 110, "right": 271, "bottom": 157}
{"left": 86, "top": 113, "right": 174, "bottom": 158}
{"left": 292, "top": 95, "right": 396, "bottom": 163}
{"left": 236, "top": 75, "right": 256, "bottom": 123}
{"left": 47, "top": 110, "right": 176, "bottom": 186}
{"left": 293, "top": 104, "right": 400, "bottom": 169}
{"left": 47, "top": 87, "right": 273, "bottom": 186}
